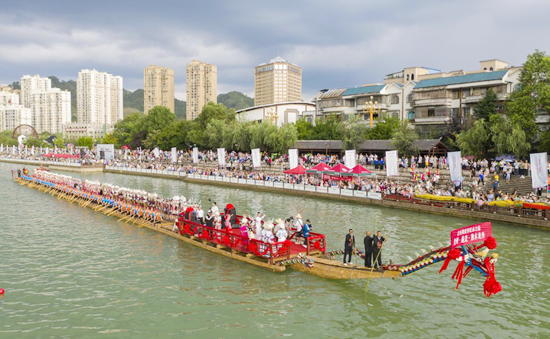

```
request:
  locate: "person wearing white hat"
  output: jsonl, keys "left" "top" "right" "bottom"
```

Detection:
{"left": 255, "top": 212, "right": 265, "bottom": 239}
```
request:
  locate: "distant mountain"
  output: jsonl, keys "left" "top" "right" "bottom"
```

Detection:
{"left": 217, "top": 91, "right": 254, "bottom": 110}
{"left": 9, "top": 77, "right": 249, "bottom": 121}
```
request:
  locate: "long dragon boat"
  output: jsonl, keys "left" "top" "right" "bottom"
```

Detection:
{"left": 15, "top": 169, "right": 502, "bottom": 296}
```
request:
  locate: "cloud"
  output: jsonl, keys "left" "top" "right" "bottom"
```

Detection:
{"left": 1, "top": 0, "right": 550, "bottom": 104}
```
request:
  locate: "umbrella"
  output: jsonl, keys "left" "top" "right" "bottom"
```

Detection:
{"left": 121, "top": 145, "right": 131, "bottom": 150}
{"left": 284, "top": 164, "right": 306, "bottom": 175}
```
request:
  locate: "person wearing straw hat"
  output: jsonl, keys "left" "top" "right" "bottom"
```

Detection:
{"left": 275, "top": 218, "right": 287, "bottom": 243}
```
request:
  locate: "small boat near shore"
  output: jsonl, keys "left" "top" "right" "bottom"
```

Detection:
{"left": 14, "top": 169, "right": 502, "bottom": 296}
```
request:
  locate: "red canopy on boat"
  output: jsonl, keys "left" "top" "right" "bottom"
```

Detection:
{"left": 330, "top": 164, "right": 352, "bottom": 174}
{"left": 306, "top": 163, "right": 333, "bottom": 174}
{"left": 350, "top": 164, "right": 375, "bottom": 177}
{"left": 284, "top": 164, "right": 306, "bottom": 175}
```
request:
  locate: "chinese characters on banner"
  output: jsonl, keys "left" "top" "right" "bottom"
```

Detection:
{"left": 451, "top": 222, "right": 492, "bottom": 248}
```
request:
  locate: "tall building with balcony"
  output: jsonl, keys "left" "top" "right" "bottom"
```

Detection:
{"left": 254, "top": 56, "right": 302, "bottom": 106}
{"left": 144, "top": 65, "right": 174, "bottom": 114}
{"left": 77, "top": 69, "right": 123, "bottom": 126}
{"left": 19, "top": 75, "right": 71, "bottom": 134}
{"left": 0, "top": 90, "right": 32, "bottom": 132}
{"left": 315, "top": 59, "right": 523, "bottom": 135}
{"left": 186, "top": 60, "right": 217, "bottom": 120}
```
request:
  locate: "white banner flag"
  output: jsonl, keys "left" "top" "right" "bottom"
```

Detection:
{"left": 288, "top": 149, "right": 298, "bottom": 169}
{"left": 12, "top": 145, "right": 15, "bottom": 154}
{"left": 171, "top": 147, "right": 177, "bottom": 163}
{"left": 385, "top": 150, "right": 399, "bottom": 177}
{"left": 153, "top": 147, "right": 160, "bottom": 158}
{"left": 0, "top": 143, "right": 3, "bottom": 152}
{"left": 218, "top": 148, "right": 226, "bottom": 166}
{"left": 31, "top": 146, "right": 35, "bottom": 155}
{"left": 530, "top": 152, "right": 548, "bottom": 189}
{"left": 192, "top": 147, "right": 199, "bottom": 164}
{"left": 251, "top": 148, "right": 261, "bottom": 168}
{"left": 344, "top": 149, "right": 357, "bottom": 168}
{"left": 447, "top": 151, "right": 463, "bottom": 183}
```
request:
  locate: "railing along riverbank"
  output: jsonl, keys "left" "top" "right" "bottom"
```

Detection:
{"left": 105, "top": 165, "right": 550, "bottom": 228}
{"left": 0, "top": 157, "right": 82, "bottom": 167}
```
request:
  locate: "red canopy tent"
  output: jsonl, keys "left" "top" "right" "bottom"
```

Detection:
{"left": 121, "top": 145, "right": 131, "bottom": 150}
{"left": 306, "top": 163, "right": 333, "bottom": 174}
{"left": 284, "top": 164, "right": 306, "bottom": 175}
{"left": 41, "top": 153, "right": 53, "bottom": 157}
{"left": 350, "top": 164, "right": 375, "bottom": 177}
{"left": 324, "top": 164, "right": 353, "bottom": 181}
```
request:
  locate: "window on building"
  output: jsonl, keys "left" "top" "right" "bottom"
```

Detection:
{"left": 407, "top": 93, "right": 413, "bottom": 103}
{"left": 406, "top": 74, "right": 409, "bottom": 81}
{"left": 428, "top": 109, "right": 435, "bottom": 117}
{"left": 391, "top": 94, "right": 399, "bottom": 104}
{"left": 411, "top": 74, "right": 415, "bottom": 81}
{"left": 490, "top": 67, "right": 494, "bottom": 71}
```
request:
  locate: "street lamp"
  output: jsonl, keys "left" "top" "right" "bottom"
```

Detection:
{"left": 362, "top": 96, "right": 381, "bottom": 127}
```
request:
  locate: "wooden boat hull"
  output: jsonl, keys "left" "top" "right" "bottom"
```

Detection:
{"left": 16, "top": 176, "right": 401, "bottom": 279}
{"left": 290, "top": 256, "right": 402, "bottom": 279}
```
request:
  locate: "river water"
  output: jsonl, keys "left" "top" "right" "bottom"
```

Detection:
{"left": 1, "top": 163, "right": 549, "bottom": 338}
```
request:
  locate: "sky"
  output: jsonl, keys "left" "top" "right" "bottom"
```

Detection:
{"left": 1, "top": 0, "right": 549, "bottom": 103}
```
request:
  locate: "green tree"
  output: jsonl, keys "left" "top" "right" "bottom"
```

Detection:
{"left": 250, "top": 121, "right": 278, "bottom": 151}
{"left": 100, "top": 133, "right": 118, "bottom": 145}
{"left": 265, "top": 123, "right": 298, "bottom": 153}
{"left": 311, "top": 115, "right": 342, "bottom": 140}
{"left": 142, "top": 106, "right": 176, "bottom": 133}
{"left": 456, "top": 119, "right": 490, "bottom": 158}
{"left": 113, "top": 112, "right": 146, "bottom": 147}
{"left": 76, "top": 136, "right": 94, "bottom": 149}
{"left": 295, "top": 118, "right": 315, "bottom": 140}
{"left": 0, "top": 131, "right": 18, "bottom": 146}
{"left": 506, "top": 50, "right": 550, "bottom": 143}
{"left": 391, "top": 122, "right": 419, "bottom": 156}
{"left": 366, "top": 116, "right": 400, "bottom": 140}
{"left": 338, "top": 115, "right": 367, "bottom": 149}
{"left": 489, "top": 115, "right": 531, "bottom": 158}
{"left": 24, "top": 137, "right": 46, "bottom": 148}
{"left": 474, "top": 88, "right": 498, "bottom": 121}
{"left": 53, "top": 136, "right": 65, "bottom": 148}
{"left": 155, "top": 120, "right": 193, "bottom": 150}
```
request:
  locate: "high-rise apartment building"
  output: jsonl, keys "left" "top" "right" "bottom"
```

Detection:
{"left": 77, "top": 69, "right": 123, "bottom": 126}
{"left": 19, "top": 75, "right": 71, "bottom": 134}
{"left": 144, "top": 65, "right": 174, "bottom": 114}
{"left": 0, "top": 90, "right": 32, "bottom": 132}
{"left": 186, "top": 60, "right": 217, "bottom": 120}
{"left": 254, "top": 56, "right": 302, "bottom": 106}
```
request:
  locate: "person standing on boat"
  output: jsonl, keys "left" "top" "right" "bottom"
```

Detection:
{"left": 363, "top": 231, "right": 374, "bottom": 267}
{"left": 211, "top": 202, "right": 219, "bottom": 215}
{"left": 255, "top": 212, "right": 265, "bottom": 239}
{"left": 196, "top": 206, "right": 205, "bottom": 225}
{"left": 372, "top": 231, "right": 386, "bottom": 269}
{"left": 302, "top": 219, "right": 311, "bottom": 248}
{"left": 343, "top": 229, "right": 355, "bottom": 266}
{"left": 294, "top": 214, "right": 304, "bottom": 244}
